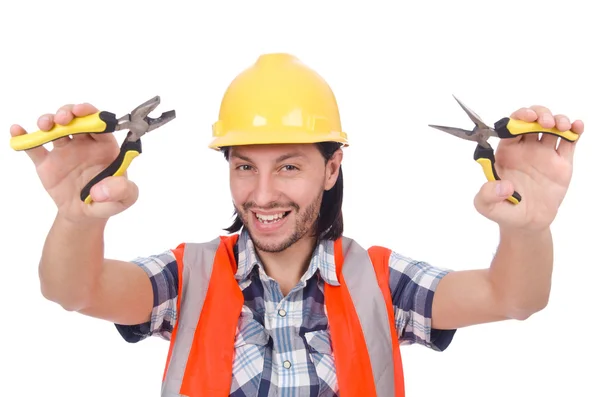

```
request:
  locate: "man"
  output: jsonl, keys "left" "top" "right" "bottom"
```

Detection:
{"left": 10, "top": 53, "right": 583, "bottom": 397}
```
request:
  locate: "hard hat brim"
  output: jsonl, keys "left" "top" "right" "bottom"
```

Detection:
{"left": 208, "top": 130, "right": 348, "bottom": 150}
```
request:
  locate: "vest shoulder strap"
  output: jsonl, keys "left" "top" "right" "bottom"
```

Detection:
{"left": 327, "top": 237, "right": 404, "bottom": 397}
{"left": 367, "top": 245, "right": 405, "bottom": 397}
{"left": 162, "top": 235, "right": 243, "bottom": 396}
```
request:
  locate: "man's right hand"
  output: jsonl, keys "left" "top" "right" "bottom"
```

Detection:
{"left": 10, "top": 102, "right": 139, "bottom": 222}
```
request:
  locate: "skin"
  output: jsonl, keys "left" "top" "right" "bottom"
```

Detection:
{"left": 228, "top": 144, "right": 341, "bottom": 294}
{"left": 9, "top": 102, "right": 583, "bottom": 331}
{"left": 432, "top": 106, "right": 584, "bottom": 329}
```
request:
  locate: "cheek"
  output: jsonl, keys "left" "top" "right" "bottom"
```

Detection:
{"left": 283, "top": 179, "right": 321, "bottom": 205}
{"left": 230, "top": 177, "right": 252, "bottom": 204}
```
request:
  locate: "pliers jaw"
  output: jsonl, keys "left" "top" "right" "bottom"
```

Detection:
{"left": 117, "top": 95, "right": 177, "bottom": 141}
{"left": 427, "top": 124, "right": 493, "bottom": 149}
{"left": 428, "top": 95, "right": 522, "bottom": 204}
{"left": 450, "top": 95, "right": 489, "bottom": 132}
{"left": 81, "top": 95, "right": 176, "bottom": 204}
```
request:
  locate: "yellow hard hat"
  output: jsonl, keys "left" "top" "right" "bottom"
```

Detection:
{"left": 209, "top": 53, "right": 348, "bottom": 150}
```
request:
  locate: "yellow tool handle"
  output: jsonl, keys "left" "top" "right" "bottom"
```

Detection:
{"left": 494, "top": 117, "right": 579, "bottom": 142}
{"left": 474, "top": 144, "right": 521, "bottom": 205}
{"left": 10, "top": 111, "right": 118, "bottom": 151}
{"left": 80, "top": 138, "right": 142, "bottom": 204}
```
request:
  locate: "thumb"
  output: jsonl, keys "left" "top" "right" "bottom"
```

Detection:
{"left": 474, "top": 180, "right": 514, "bottom": 210}
{"left": 86, "top": 176, "right": 139, "bottom": 218}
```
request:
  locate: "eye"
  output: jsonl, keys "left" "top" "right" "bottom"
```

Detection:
{"left": 281, "top": 165, "right": 299, "bottom": 172}
{"left": 235, "top": 164, "right": 253, "bottom": 171}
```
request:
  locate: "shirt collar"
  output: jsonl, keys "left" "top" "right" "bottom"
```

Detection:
{"left": 234, "top": 228, "right": 340, "bottom": 286}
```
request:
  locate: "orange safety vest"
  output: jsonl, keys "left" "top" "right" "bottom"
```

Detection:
{"left": 160, "top": 234, "right": 404, "bottom": 397}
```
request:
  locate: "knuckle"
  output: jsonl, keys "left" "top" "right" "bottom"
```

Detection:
{"left": 530, "top": 104, "right": 549, "bottom": 111}
{"left": 531, "top": 105, "right": 552, "bottom": 116}
{"left": 109, "top": 176, "right": 128, "bottom": 191}
{"left": 74, "top": 102, "right": 98, "bottom": 115}
{"left": 108, "top": 176, "right": 137, "bottom": 199}
{"left": 57, "top": 104, "right": 75, "bottom": 113}
{"left": 37, "top": 113, "right": 54, "bottom": 129}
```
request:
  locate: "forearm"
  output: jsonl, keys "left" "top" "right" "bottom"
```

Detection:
{"left": 38, "top": 213, "right": 108, "bottom": 311}
{"left": 489, "top": 226, "right": 553, "bottom": 320}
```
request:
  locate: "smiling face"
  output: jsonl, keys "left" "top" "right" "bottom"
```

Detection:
{"left": 228, "top": 143, "right": 342, "bottom": 253}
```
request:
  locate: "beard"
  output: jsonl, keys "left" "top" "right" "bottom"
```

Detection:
{"left": 235, "top": 193, "right": 322, "bottom": 253}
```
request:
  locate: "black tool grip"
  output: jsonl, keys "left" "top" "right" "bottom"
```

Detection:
{"left": 493, "top": 117, "right": 518, "bottom": 138}
{"left": 80, "top": 138, "right": 142, "bottom": 203}
{"left": 98, "top": 111, "right": 119, "bottom": 133}
{"left": 473, "top": 144, "right": 521, "bottom": 204}
{"left": 494, "top": 116, "right": 579, "bottom": 142}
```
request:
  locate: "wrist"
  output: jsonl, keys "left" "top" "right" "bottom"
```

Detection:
{"left": 55, "top": 211, "right": 108, "bottom": 231}
{"left": 498, "top": 224, "right": 552, "bottom": 244}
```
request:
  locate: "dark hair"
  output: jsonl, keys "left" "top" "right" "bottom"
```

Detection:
{"left": 221, "top": 142, "right": 344, "bottom": 241}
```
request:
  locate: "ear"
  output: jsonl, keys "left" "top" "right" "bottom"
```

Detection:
{"left": 324, "top": 149, "right": 343, "bottom": 191}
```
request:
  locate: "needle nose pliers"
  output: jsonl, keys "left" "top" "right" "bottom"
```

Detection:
{"left": 428, "top": 96, "right": 579, "bottom": 204}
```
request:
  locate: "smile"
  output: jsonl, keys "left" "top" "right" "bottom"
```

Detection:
{"left": 254, "top": 211, "right": 291, "bottom": 224}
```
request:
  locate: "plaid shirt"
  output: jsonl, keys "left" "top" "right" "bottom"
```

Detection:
{"left": 116, "top": 229, "right": 456, "bottom": 396}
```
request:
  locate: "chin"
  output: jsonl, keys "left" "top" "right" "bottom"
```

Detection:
{"left": 247, "top": 217, "right": 300, "bottom": 253}
{"left": 252, "top": 237, "right": 295, "bottom": 253}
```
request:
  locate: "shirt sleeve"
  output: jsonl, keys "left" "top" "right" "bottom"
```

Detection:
{"left": 388, "top": 250, "right": 456, "bottom": 351}
{"left": 114, "top": 249, "right": 179, "bottom": 343}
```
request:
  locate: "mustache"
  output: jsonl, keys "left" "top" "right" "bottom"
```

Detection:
{"left": 242, "top": 201, "right": 300, "bottom": 212}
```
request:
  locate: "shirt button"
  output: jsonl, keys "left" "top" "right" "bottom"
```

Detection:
{"left": 278, "top": 309, "right": 287, "bottom": 317}
{"left": 283, "top": 360, "right": 292, "bottom": 369}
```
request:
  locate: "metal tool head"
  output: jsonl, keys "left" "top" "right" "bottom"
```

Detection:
{"left": 116, "top": 95, "right": 176, "bottom": 141}
{"left": 451, "top": 95, "right": 489, "bottom": 130}
{"left": 428, "top": 95, "right": 495, "bottom": 148}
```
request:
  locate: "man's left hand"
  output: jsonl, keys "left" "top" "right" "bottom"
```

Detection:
{"left": 474, "top": 105, "right": 584, "bottom": 232}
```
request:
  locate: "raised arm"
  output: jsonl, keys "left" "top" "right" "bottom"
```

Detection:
{"left": 11, "top": 102, "right": 153, "bottom": 325}
{"left": 39, "top": 213, "right": 154, "bottom": 325}
{"left": 430, "top": 104, "right": 584, "bottom": 330}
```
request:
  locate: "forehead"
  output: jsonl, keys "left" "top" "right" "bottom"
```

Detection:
{"left": 229, "top": 143, "right": 319, "bottom": 161}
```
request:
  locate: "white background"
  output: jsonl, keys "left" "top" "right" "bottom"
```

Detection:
{"left": 1, "top": 1, "right": 598, "bottom": 396}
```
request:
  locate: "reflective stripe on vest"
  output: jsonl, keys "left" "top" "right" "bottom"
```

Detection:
{"left": 161, "top": 234, "right": 404, "bottom": 397}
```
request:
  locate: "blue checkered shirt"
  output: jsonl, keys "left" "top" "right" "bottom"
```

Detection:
{"left": 115, "top": 230, "right": 456, "bottom": 396}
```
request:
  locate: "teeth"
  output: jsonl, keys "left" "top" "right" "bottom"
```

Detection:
{"left": 255, "top": 212, "right": 286, "bottom": 223}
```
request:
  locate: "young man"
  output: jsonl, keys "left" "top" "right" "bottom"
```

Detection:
{"left": 10, "top": 53, "right": 584, "bottom": 397}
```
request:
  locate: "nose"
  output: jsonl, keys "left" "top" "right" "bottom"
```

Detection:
{"left": 253, "top": 173, "right": 280, "bottom": 207}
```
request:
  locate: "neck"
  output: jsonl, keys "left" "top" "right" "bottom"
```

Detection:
{"left": 256, "top": 235, "right": 317, "bottom": 296}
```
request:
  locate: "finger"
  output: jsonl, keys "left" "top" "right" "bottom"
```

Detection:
{"left": 71, "top": 102, "right": 115, "bottom": 143}
{"left": 521, "top": 105, "right": 553, "bottom": 144}
{"left": 473, "top": 180, "right": 515, "bottom": 214}
{"left": 89, "top": 175, "right": 138, "bottom": 205}
{"left": 508, "top": 108, "right": 538, "bottom": 144}
{"left": 86, "top": 176, "right": 139, "bottom": 217}
{"left": 553, "top": 114, "right": 571, "bottom": 131}
{"left": 71, "top": 102, "right": 99, "bottom": 117}
{"left": 10, "top": 124, "right": 48, "bottom": 165}
{"left": 52, "top": 136, "right": 71, "bottom": 149}
{"left": 540, "top": 113, "right": 570, "bottom": 149}
{"left": 557, "top": 119, "right": 584, "bottom": 160}
{"left": 571, "top": 119, "right": 585, "bottom": 135}
{"left": 510, "top": 107, "right": 538, "bottom": 122}
{"left": 539, "top": 133, "right": 558, "bottom": 149}
{"left": 54, "top": 104, "right": 76, "bottom": 125}
{"left": 64, "top": 102, "right": 102, "bottom": 144}
{"left": 50, "top": 104, "right": 76, "bottom": 149}
{"left": 37, "top": 113, "right": 56, "bottom": 131}
{"left": 530, "top": 105, "right": 555, "bottom": 129}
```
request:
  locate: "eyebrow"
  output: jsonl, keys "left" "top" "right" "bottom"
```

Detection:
{"left": 230, "top": 152, "right": 253, "bottom": 162}
{"left": 275, "top": 152, "right": 306, "bottom": 162}
{"left": 230, "top": 152, "right": 307, "bottom": 163}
